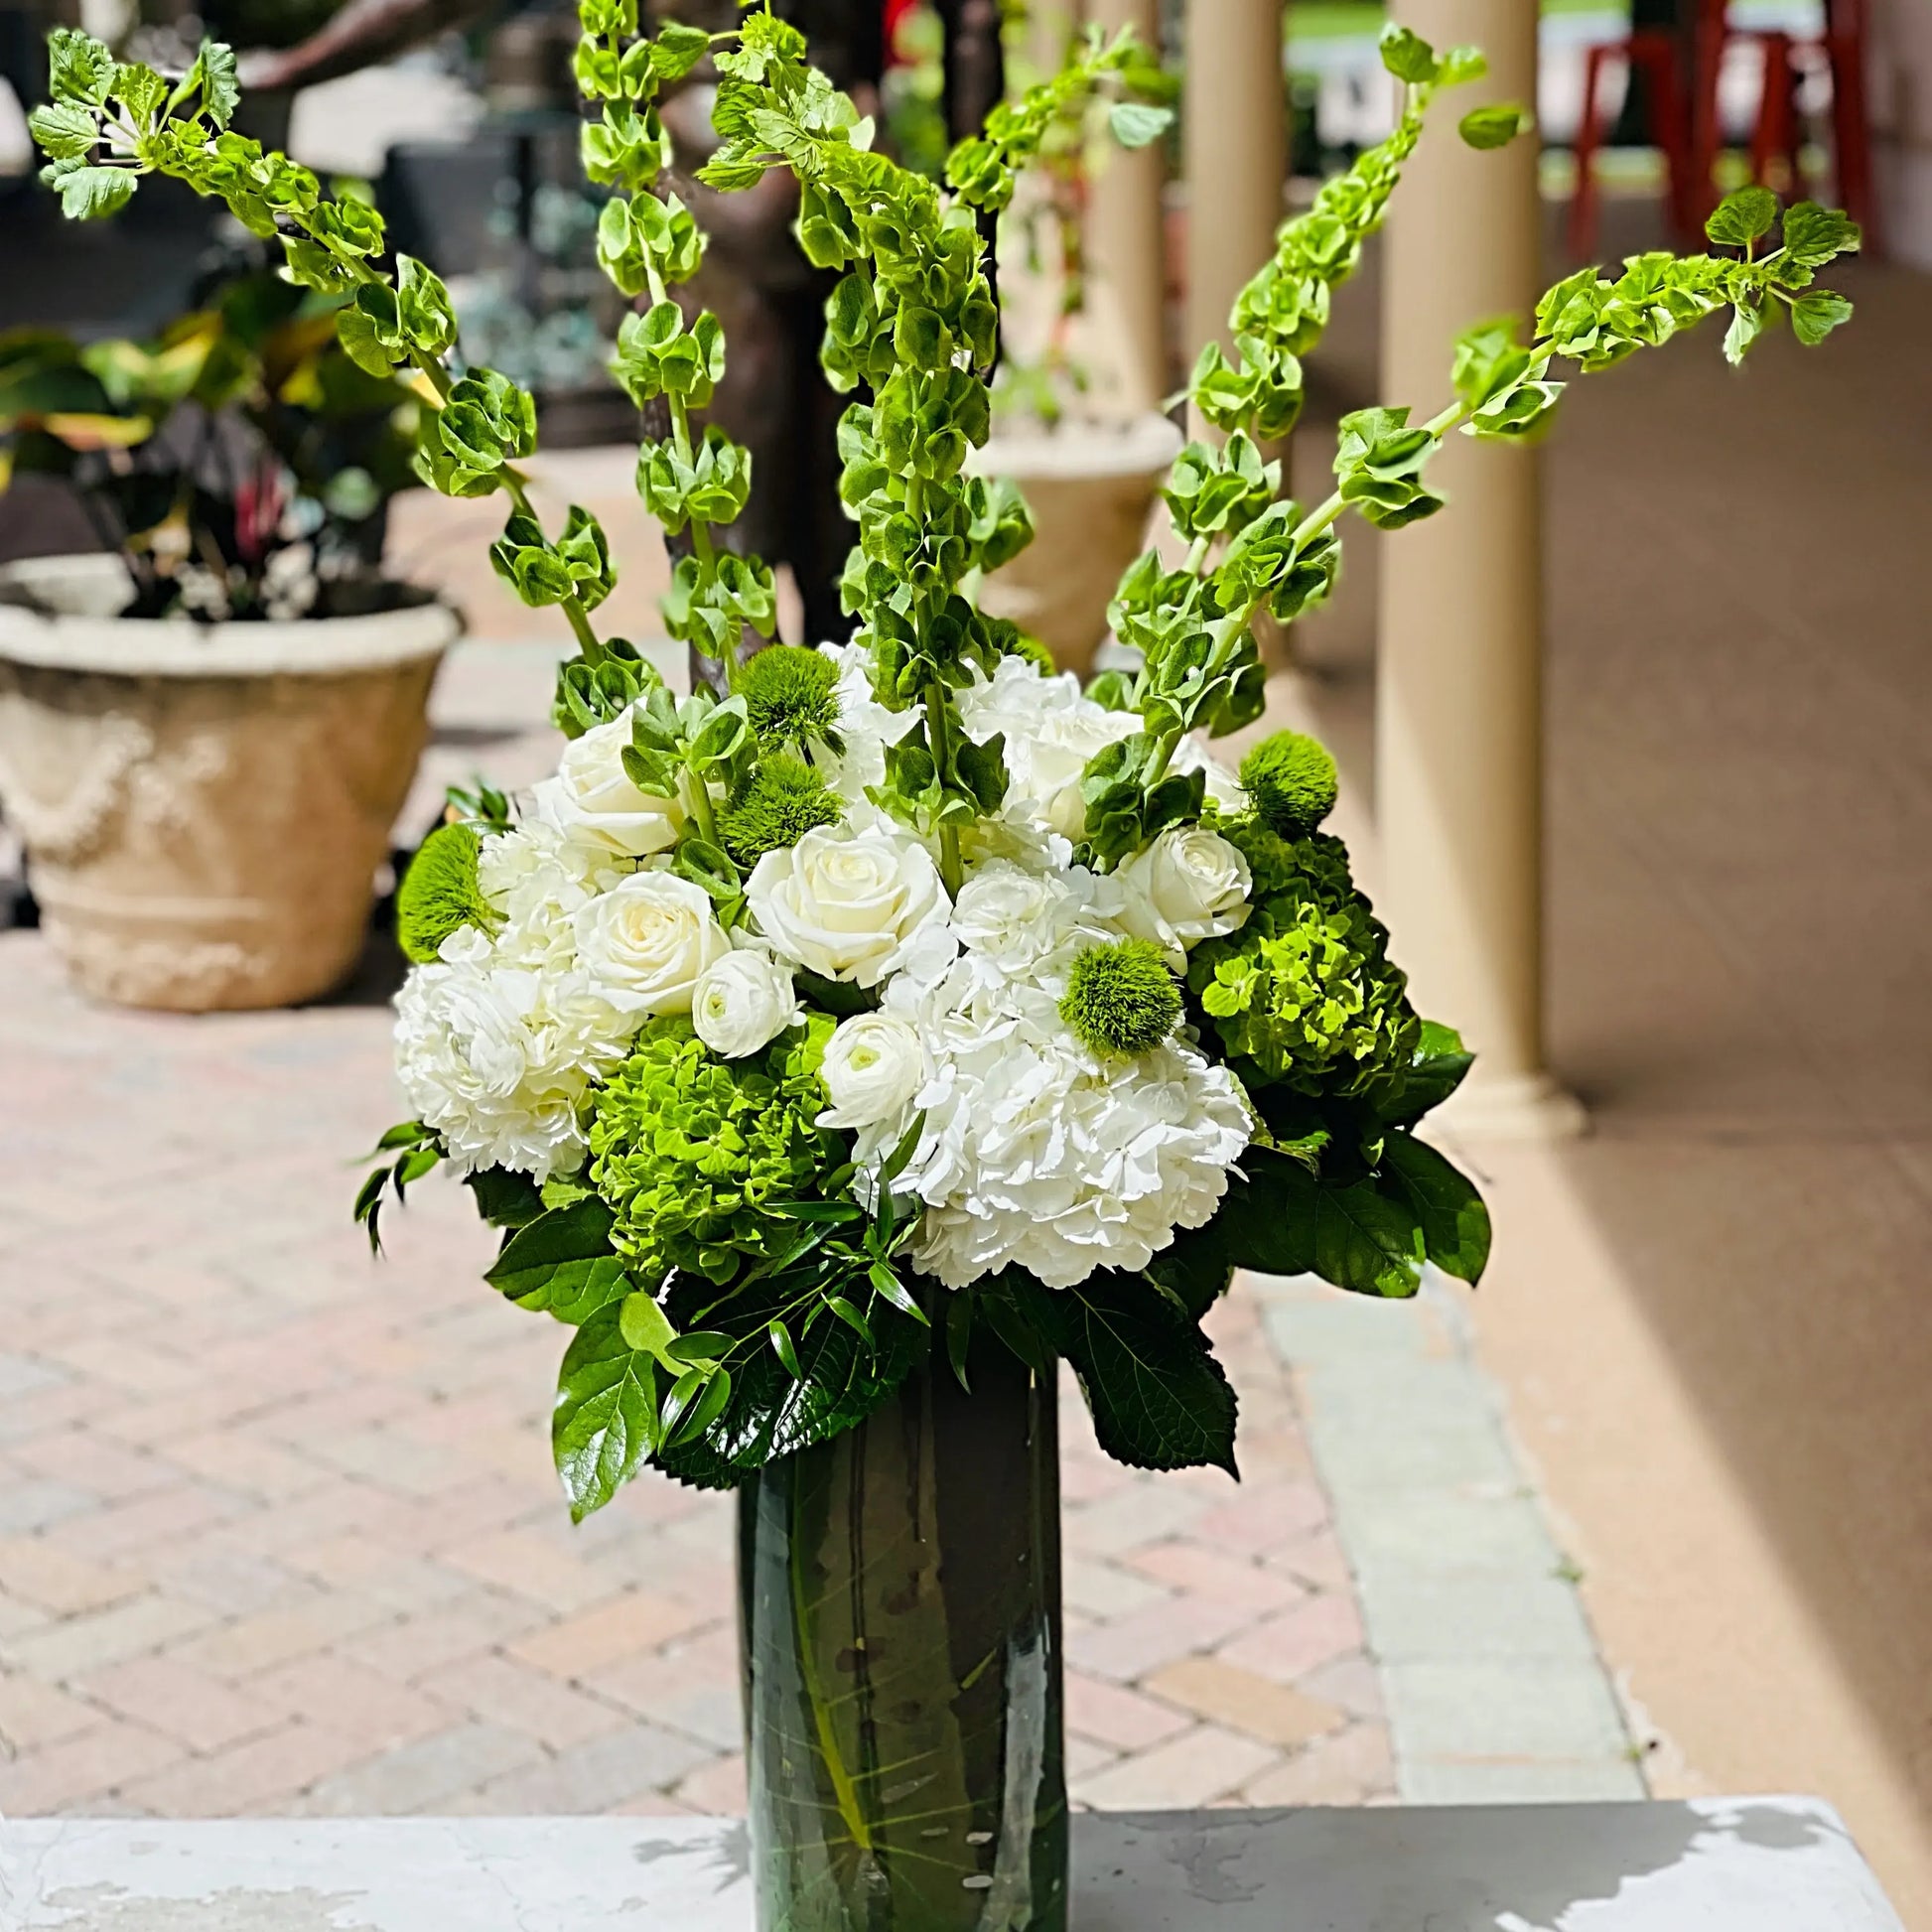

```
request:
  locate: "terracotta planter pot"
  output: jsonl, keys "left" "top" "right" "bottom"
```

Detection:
{"left": 968, "top": 412, "right": 1182, "bottom": 680}
{"left": 0, "top": 556, "right": 458, "bottom": 1012}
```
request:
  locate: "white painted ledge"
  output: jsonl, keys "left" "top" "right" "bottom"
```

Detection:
{"left": 0, "top": 1800, "right": 1904, "bottom": 1930}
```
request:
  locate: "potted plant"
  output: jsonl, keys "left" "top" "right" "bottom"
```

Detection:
{"left": 966, "top": 11, "right": 1182, "bottom": 676}
{"left": 38, "top": 8, "right": 1858, "bottom": 1926}
{"left": 0, "top": 260, "right": 458, "bottom": 1011}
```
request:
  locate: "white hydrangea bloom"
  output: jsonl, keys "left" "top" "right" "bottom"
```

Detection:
{"left": 957, "top": 653, "right": 1139, "bottom": 840}
{"left": 814, "top": 639, "right": 922, "bottom": 805}
{"left": 881, "top": 961, "right": 1252, "bottom": 1290}
{"left": 949, "top": 856, "right": 1125, "bottom": 993}
{"left": 393, "top": 929, "right": 630, "bottom": 1181}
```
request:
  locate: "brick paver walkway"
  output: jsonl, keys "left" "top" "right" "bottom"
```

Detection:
{"left": 0, "top": 643, "right": 1391, "bottom": 1820}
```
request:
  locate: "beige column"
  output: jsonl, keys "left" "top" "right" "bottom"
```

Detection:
{"left": 1182, "top": 0, "right": 1288, "bottom": 413}
{"left": 1376, "top": 0, "right": 1583, "bottom": 1137}
{"left": 1083, "top": 0, "right": 1168, "bottom": 414}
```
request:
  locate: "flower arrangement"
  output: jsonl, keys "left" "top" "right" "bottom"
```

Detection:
{"left": 36, "top": 8, "right": 1861, "bottom": 1514}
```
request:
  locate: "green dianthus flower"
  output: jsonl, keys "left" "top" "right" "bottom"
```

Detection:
{"left": 1061, "top": 939, "right": 1182, "bottom": 1057}
{"left": 1239, "top": 730, "right": 1339, "bottom": 838}
{"left": 395, "top": 822, "right": 495, "bottom": 964}
{"left": 719, "top": 753, "right": 843, "bottom": 867}
{"left": 588, "top": 1016, "right": 838, "bottom": 1289}
{"left": 1187, "top": 824, "right": 1418, "bottom": 1094}
{"left": 733, "top": 643, "right": 841, "bottom": 748}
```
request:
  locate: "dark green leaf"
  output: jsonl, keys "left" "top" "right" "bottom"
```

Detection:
{"left": 1372, "top": 1020, "right": 1475, "bottom": 1125}
{"left": 553, "top": 1308, "right": 657, "bottom": 1521}
{"left": 1312, "top": 1178, "right": 1425, "bottom": 1299}
{"left": 464, "top": 1167, "right": 545, "bottom": 1230}
{"left": 768, "top": 1317, "right": 803, "bottom": 1381}
{"left": 944, "top": 1291, "right": 973, "bottom": 1393}
{"left": 1009, "top": 1272, "right": 1238, "bottom": 1475}
{"left": 484, "top": 1196, "right": 629, "bottom": 1323}
{"left": 1377, "top": 1134, "right": 1490, "bottom": 1283}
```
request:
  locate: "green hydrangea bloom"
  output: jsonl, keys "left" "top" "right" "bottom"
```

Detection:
{"left": 395, "top": 822, "right": 495, "bottom": 964}
{"left": 588, "top": 1016, "right": 838, "bottom": 1289}
{"left": 1187, "top": 819, "right": 1419, "bottom": 1094}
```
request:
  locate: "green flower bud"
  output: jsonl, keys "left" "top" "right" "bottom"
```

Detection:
{"left": 1239, "top": 730, "right": 1339, "bottom": 837}
{"left": 1060, "top": 938, "right": 1183, "bottom": 1058}
{"left": 732, "top": 643, "right": 841, "bottom": 747}
{"left": 395, "top": 822, "right": 495, "bottom": 964}
{"left": 719, "top": 754, "right": 843, "bottom": 868}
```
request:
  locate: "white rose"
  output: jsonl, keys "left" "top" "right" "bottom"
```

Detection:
{"left": 533, "top": 712, "right": 685, "bottom": 858}
{"left": 1115, "top": 826, "right": 1253, "bottom": 959}
{"left": 746, "top": 825, "right": 954, "bottom": 988}
{"left": 818, "top": 1014, "right": 926, "bottom": 1130}
{"left": 691, "top": 948, "right": 799, "bottom": 1058}
{"left": 572, "top": 872, "right": 728, "bottom": 1015}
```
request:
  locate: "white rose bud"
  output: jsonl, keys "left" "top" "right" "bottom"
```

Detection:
{"left": 746, "top": 825, "right": 955, "bottom": 988}
{"left": 818, "top": 1014, "right": 926, "bottom": 1130}
{"left": 1114, "top": 826, "right": 1253, "bottom": 960}
{"left": 533, "top": 712, "right": 685, "bottom": 859}
{"left": 572, "top": 873, "right": 728, "bottom": 1016}
{"left": 691, "top": 949, "right": 800, "bottom": 1059}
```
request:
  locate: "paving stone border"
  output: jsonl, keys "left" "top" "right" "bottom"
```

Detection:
{"left": 1250, "top": 1270, "right": 1645, "bottom": 1803}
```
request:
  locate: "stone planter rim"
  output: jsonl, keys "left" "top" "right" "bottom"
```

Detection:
{"left": 0, "top": 556, "right": 459, "bottom": 677}
{"left": 967, "top": 408, "right": 1182, "bottom": 483}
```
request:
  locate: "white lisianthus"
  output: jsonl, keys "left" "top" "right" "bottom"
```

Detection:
{"left": 533, "top": 711, "right": 686, "bottom": 859}
{"left": 883, "top": 962, "right": 1252, "bottom": 1290}
{"left": 393, "top": 930, "right": 626, "bottom": 1180}
{"left": 573, "top": 872, "right": 728, "bottom": 1016}
{"left": 1114, "top": 826, "right": 1253, "bottom": 961}
{"left": 692, "top": 948, "right": 799, "bottom": 1058}
{"left": 818, "top": 1013, "right": 926, "bottom": 1132}
{"left": 747, "top": 824, "right": 956, "bottom": 988}
{"left": 958, "top": 654, "right": 1139, "bottom": 839}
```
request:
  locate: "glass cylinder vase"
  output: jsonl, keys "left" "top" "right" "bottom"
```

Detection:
{"left": 738, "top": 1338, "right": 1065, "bottom": 1932}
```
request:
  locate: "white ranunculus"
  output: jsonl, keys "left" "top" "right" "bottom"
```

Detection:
{"left": 1114, "top": 825, "right": 1253, "bottom": 960}
{"left": 746, "top": 824, "right": 955, "bottom": 988}
{"left": 958, "top": 654, "right": 1140, "bottom": 839}
{"left": 880, "top": 961, "right": 1252, "bottom": 1290}
{"left": 532, "top": 711, "right": 685, "bottom": 859}
{"left": 573, "top": 872, "right": 728, "bottom": 1016}
{"left": 393, "top": 931, "right": 628, "bottom": 1180}
{"left": 818, "top": 1013, "right": 926, "bottom": 1132}
{"left": 692, "top": 948, "right": 799, "bottom": 1058}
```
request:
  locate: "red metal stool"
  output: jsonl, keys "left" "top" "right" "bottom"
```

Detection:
{"left": 1691, "top": 0, "right": 1878, "bottom": 248}
{"left": 1570, "top": 29, "right": 1696, "bottom": 259}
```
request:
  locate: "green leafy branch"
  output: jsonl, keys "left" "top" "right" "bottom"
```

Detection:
{"left": 30, "top": 25, "right": 616, "bottom": 663}
{"left": 574, "top": 0, "right": 776, "bottom": 700}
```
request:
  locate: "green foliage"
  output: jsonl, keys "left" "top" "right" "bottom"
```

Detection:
{"left": 1458, "top": 102, "right": 1534, "bottom": 150}
{"left": 1059, "top": 939, "right": 1181, "bottom": 1058}
{"left": 484, "top": 1194, "right": 631, "bottom": 1324}
{"left": 1002, "top": 1271, "right": 1238, "bottom": 1474}
{"left": 394, "top": 822, "right": 495, "bottom": 965}
{"left": 1188, "top": 824, "right": 1420, "bottom": 1096}
{"left": 733, "top": 644, "right": 841, "bottom": 749}
{"left": 351, "top": 1121, "right": 442, "bottom": 1254}
{"left": 1239, "top": 731, "right": 1339, "bottom": 838}
{"left": 587, "top": 1017, "right": 841, "bottom": 1291}
{"left": 719, "top": 753, "right": 844, "bottom": 867}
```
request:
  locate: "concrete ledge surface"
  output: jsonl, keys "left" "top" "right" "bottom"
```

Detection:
{"left": 0, "top": 1797, "right": 1903, "bottom": 1929}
